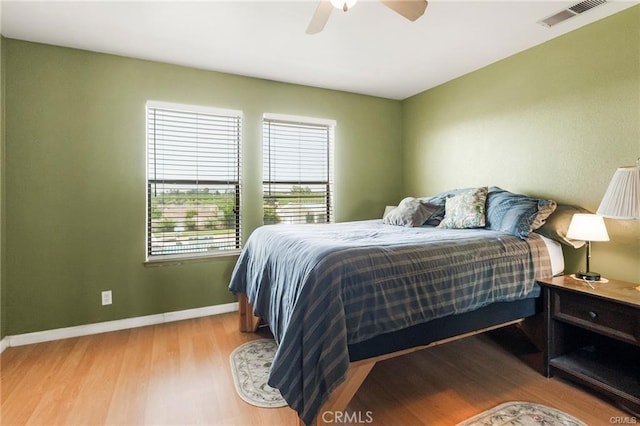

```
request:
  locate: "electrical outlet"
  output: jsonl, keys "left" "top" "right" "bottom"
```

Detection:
{"left": 101, "top": 290, "right": 112, "bottom": 306}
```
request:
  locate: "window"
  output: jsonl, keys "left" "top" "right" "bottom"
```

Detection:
{"left": 263, "top": 114, "right": 335, "bottom": 225}
{"left": 146, "top": 101, "right": 241, "bottom": 259}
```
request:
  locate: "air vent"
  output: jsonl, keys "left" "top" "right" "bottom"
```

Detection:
{"left": 569, "top": 0, "right": 608, "bottom": 14}
{"left": 538, "top": 0, "right": 608, "bottom": 27}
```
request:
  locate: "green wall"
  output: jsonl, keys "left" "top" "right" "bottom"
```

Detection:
{"left": 403, "top": 6, "right": 640, "bottom": 283}
{"left": 3, "top": 39, "right": 403, "bottom": 335}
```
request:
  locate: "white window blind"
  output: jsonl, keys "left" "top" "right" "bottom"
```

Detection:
{"left": 146, "top": 102, "right": 241, "bottom": 258}
{"left": 263, "top": 116, "right": 334, "bottom": 225}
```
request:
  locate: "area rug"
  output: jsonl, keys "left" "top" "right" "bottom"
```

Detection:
{"left": 457, "top": 401, "right": 587, "bottom": 426}
{"left": 229, "top": 339, "right": 286, "bottom": 408}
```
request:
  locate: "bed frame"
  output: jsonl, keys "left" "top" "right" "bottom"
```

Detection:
{"left": 238, "top": 293, "right": 542, "bottom": 426}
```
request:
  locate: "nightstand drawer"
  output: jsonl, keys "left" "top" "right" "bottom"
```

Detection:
{"left": 552, "top": 290, "right": 640, "bottom": 346}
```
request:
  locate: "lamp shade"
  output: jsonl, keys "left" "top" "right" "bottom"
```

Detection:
{"left": 596, "top": 164, "right": 640, "bottom": 219}
{"left": 566, "top": 214, "right": 610, "bottom": 242}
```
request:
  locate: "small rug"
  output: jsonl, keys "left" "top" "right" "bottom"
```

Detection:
{"left": 457, "top": 401, "right": 587, "bottom": 426}
{"left": 229, "top": 339, "right": 286, "bottom": 408}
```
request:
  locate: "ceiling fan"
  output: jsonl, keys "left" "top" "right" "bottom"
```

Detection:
{"left": 306, "top": 0, "right": 428, "bottom": 34}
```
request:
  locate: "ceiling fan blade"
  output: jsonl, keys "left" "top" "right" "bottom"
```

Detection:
{"left": 306, "top": 1, "right": 334, "bottom": 34}
{"left": 380, "top": 0, "right": 428, "bottom": 22}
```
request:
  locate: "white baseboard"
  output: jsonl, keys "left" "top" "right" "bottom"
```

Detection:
{"left": 1, "top": 302, "right": 238, "bottom": 351}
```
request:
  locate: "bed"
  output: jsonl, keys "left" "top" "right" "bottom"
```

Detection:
{"left": 229, "top": 188, "right": 564, "bottom": 425}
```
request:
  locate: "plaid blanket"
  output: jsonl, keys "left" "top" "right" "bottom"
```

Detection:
{"left": 229, "top": 220, "right": 551, "bottom": 425}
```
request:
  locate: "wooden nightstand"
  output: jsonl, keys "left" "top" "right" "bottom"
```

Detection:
{"left": 537, "top": 276, "right": 640, "bottom": 415}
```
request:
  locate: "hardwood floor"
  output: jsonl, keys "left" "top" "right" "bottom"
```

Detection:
{"left": 1, "top": 313, "right": 628, "bottom": 425}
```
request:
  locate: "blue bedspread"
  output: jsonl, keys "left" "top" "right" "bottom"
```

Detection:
{"left": 229, "top": 220, "right": 551, "bottom": 424}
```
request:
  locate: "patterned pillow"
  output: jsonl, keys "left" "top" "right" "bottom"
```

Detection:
{"left": 437, "top": 187, "right": 488, "bottom": 229}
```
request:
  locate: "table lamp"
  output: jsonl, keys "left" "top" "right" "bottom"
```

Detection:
{"left": 566, "top": 213, "right": 609, "bottom": 281}
{"left": 568, "top": 159, "right": 640, "bottom": 281}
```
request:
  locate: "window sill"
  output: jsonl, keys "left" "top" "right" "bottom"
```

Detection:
{"left": 143, "top": 250, "right": 242, "bottom": 267}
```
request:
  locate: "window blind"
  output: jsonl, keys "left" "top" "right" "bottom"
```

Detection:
{"left": 263, "top": 117, "right": 334, "bottom": 225}
{"left": 147, "top": 102, "right": 241, "bottom": 257}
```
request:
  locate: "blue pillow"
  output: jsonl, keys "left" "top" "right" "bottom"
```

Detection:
{"left": 485, "top": 187, "right": 556, "bottom": 239}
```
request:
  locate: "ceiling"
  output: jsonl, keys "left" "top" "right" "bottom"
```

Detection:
{"left": 1, "top": 0, "right": 638, "bottom": 100}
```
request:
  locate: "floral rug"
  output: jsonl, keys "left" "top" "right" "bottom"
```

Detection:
{"left": 457, "top": 401, "right": 587, "bottom": 426}
{"left": 229, "top": 339, "right": 286, "bottom": 408}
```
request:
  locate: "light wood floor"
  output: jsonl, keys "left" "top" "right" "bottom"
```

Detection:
{"left": 1, "top": 312, "right": 628, "bottom": 425}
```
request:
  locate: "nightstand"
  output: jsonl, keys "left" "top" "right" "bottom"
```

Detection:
{"left": 538, "top": 275, "right": 640, "bottom": 416}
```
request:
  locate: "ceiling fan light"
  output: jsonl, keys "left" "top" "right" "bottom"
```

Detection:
{"left": 330, "top": 0, "right": 358, "bottom": 12}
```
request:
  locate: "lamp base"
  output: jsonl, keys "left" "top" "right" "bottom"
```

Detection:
{"left": 575, "top": 271, "right": 601, "bottom": 281}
